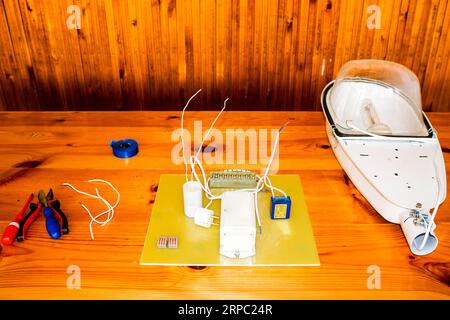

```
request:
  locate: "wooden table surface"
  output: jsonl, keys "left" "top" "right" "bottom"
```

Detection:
{"left": 0, "top": 111, "right": 449, "bottom": 300}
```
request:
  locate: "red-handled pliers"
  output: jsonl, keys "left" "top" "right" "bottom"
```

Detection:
{"left": 15, "top": 201, "right": 42, "bottom": 242}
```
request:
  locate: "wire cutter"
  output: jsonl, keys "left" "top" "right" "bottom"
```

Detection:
{"left": 1, "top": 189, "right": 69, "bottom": 244}
{"left": 16, "top": 201, "right": 42, "bottom": 242}
{"left": 38, "top": 189, "right": 69, "bottom": 239}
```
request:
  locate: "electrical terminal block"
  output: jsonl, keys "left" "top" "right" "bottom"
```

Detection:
{"left": 167, "top": 236, "right": 178, "bottom": 249}
{"left": 157, "top": 236, "right": 178, "bottom": 249}
{"left": 194, "top": 207, "right": 219, "bottom": 228}
{"left": 157, "top": 236, "right": 168, "bottom": 248}
{"left": 208, "top": 169, "right": 258, "bottom": 189}
{"left": 270, "top": 196, "right": 292, "bottom": 220}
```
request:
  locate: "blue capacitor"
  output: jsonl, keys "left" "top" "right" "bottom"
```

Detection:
{"left": 110, "top": 139, "right": 139, "bottom": 158}
{"left": 270, "top": 196, "right": 292, "bottom": 220}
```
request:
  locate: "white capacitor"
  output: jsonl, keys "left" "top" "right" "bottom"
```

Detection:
{"left": 183, "top": 181, "right": 203, "bottom": 218}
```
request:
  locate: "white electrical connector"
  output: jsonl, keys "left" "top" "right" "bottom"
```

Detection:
{"left": 194, "top": 207, "right": 218, "bottom": 228}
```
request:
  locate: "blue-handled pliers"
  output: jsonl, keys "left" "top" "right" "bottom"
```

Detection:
{"left": 38, "top": 189, "right": 69, "bottom": 239}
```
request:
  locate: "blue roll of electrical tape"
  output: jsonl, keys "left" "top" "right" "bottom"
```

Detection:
{"left": 110, "top": 139, "right": 139, "bottom": 158}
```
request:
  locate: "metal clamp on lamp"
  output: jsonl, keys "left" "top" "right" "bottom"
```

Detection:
{"left": 400, "top": 210, "right": 438, "bottom": 256}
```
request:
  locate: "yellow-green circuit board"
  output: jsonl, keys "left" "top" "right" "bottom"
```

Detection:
{"left": 140, "top": 174, "right": 320, "bottom": 266}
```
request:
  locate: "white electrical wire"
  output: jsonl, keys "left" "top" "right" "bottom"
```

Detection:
{"left": 418, "top": 137, "right": 443, "bottom": 251}
{"left": 205, "top": 199, "right": 214, "bottom": 209}
{"left": 185, "top": 97, "right": 230, "bottom": 200}
{"left": 62, "top": 179, "right": 120, "bottom": 240}
{"left": 195, "top": 98, "right": 229, "bottom": 161}
{"left": 254, "top": 177, "right": 264, "bottom": 234}
{"left": 181, "top": 89, "right": 203, "bottom": 182}
{"left": 338, "top": 121, "right": 425, "bottom": 144}
{"left": 189, "top": 155, "right": 221, "bottom": 200}
{"left": 345, "top": 121, "right": 391, "bottom": 138}
{"left": 260, "top": 122, "right": 289, "bottom": 197}
{"left": 233, "top": 122, "right": 289, "bottom": 235}
{"left": 263, "top": 175, "right": 287, "bottom": 197}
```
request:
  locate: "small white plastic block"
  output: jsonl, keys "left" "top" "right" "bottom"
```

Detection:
{"left": 167, "top": 236, "right": 178, "bottom": 249}
{"left": 183, "top": 181, "right": 203, "bottom": 218}
{"left": 194, "top": 207, "right": 215, "bottom": 228}
{"left": 157, "top": 236, "right": 168, "bottom": 249}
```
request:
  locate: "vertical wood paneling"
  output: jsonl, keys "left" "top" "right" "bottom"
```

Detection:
{"left": 16, "top": 0, "right": 67, "bottom": 109}
{"left": 191, "top": 0, "right": 203, "bottom": 106}
{"left": 1, "top": 0, "right": 40, "bottom": 110}
{"left": 435, "top": 1, "right": 450, "bottom": 111}
{"left": 1, "top": 0, "right": 450, "bottom": 111}
{"left": 292, "top": 0, "right": 309, "bottom": 108}
{"left": 0, "top": 80, "right": 5, "bottom": 110}
{"left": 215, "top": 0, "right": 225, "bottom": 103}
{"left": 75, "top": 0, "right": 123, "bottom": 109}
{"left": 423, "top": 0, "right": 450, "bottom": 111}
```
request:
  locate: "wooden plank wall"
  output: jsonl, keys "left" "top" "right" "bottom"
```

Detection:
{"left": 1, "top": 0, "right": 450, "bottom": 111}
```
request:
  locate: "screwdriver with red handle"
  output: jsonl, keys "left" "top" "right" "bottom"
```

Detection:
{"left": 1, "top": 193, "right": 34, "bottom": 246}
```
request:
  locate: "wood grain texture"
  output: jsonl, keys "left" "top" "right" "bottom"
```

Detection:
{"left": 1, "top": 0, "right": 450, "bottom": 111}
{"left": 0, "top": 111, "right": 449, "bottom": 299}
